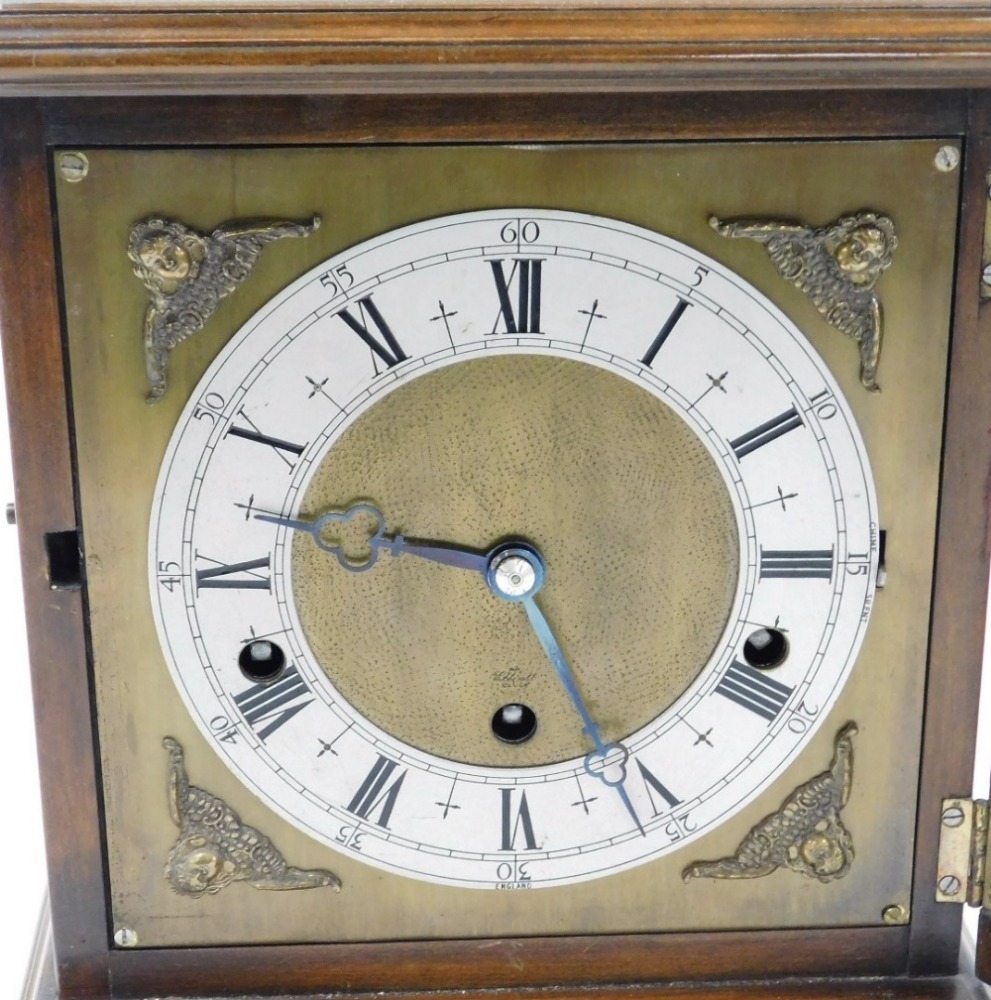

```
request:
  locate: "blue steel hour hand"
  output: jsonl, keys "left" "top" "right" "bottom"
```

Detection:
{"left": 255, "top": 502, "right": 489, "bottom": 574}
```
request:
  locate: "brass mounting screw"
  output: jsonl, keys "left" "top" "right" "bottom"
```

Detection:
{"left": 934, "top": 146, "right": 960, "bottom": 172}
{"left": 57, "top": 152, "right": 89, "bottom": 183}
{"left": 114, "top": 927, "right": 138, "bottom": 948}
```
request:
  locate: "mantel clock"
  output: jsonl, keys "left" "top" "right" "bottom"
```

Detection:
{"left": 3, "top": 6, "right": 991, "bottom": 1000}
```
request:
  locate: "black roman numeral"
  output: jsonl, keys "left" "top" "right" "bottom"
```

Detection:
{"left": 195, "top": 555, "right": 271, "bottom": 592}
{"left": 335, "top": 296, "right": 408, "bottom": 369}
{"left": 760, "top": 547, "right": 834, "bottom": 581}
{"left": 714, "top": 660, "right": 793, "bottom": 722}
{"left": 500, "top": 788, "right": 538, "bottom": 850}
{"left": 635, "top": 760, "right": 681, "bottom": 815}
{"left": 729, "top": 405, "right": 804, "bottom": 460}
{"left": 640, "top": 298, "right": 690, "bottom": 368}
{"left": 225, "top": 410, "right": 306, "bottom": 467}
{"left": 233, "top": 664, "right": 313, "bottom": 740}
{"left": 489, "top": 258, "right": 543, "bottom": 334}
{"left": 346, "top": 754, "right": 408, "bottom": 828}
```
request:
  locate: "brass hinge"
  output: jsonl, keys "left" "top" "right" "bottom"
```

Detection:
{"left": 935, "top": 798, "right": 989, "bottom": 907}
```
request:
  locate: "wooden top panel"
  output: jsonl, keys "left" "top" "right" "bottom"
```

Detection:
{"left": 5, "top": 6, "right": 991, "bottom": 94}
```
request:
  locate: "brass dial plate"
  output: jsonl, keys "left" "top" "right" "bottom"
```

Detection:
{"left": 54, "top": 141, "right": 956, "bottom": 945}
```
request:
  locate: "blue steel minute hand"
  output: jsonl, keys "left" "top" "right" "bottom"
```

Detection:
{"left": 518, "top": 590, "right": 645, "bottom": 836}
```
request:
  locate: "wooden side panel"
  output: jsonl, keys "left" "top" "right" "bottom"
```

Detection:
{"left": 0, "top": 100, "right": 110, "bottom": 997}
{"left": 969, "top": 104, "right": 991, "bottom": 998}
{"left": 908, "top": 93, "right": 991, "bottom": 975}
{"left": 977, "top": 909, "right": 991, "bottom": 983}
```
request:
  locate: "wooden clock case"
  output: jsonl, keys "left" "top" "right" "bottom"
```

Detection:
{"left": 3, "top": 6, "right": 991, "bottom": 1000}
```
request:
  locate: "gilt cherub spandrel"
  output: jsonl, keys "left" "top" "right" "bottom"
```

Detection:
{"left": 163, "top": 737, "right": 341, "bottom": 897}
{"left": 710, "top": 212, "right": 897, "bottom": 392}
{"left": 682, "top": 722, "right": 857, "bottom": 884}
{"left": 129, "top": 214, "right": 321, "bottom": 403}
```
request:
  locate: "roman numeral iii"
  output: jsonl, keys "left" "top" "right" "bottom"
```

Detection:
{"left": 760, "top": 547, "right": 835, "bottom": 581}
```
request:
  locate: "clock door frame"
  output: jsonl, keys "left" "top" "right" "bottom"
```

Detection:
{"left": 2, "top": 89, "right": 990, "bottom": 999}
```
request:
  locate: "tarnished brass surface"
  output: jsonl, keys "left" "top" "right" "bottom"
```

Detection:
{"left": 54, "top": 141, "right": 956, "bottom": 946}
{"left": 163, "top": 738, "right": 341, "bottom": 897}
{"left": 129, "top": 214, "right": 320, "bottom": 401}
{"left": 295, "top": 355, "right": 737, "bottom": 768}
{"left": 683, "top": 723, "right": 857, "bottom": 883}
{"left": 710, "top": 213, "right": 896, "bottom": 393}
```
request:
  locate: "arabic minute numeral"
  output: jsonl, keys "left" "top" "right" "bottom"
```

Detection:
{"left": 157, "top": 559, "right": 182, "bottom": 593}
{"left": 192, "top": 390, "right": 226, "bottom": 426}
{"left": 318, "top": 262, "right": 355, "bottom": 297}
{"left": 808, "top": 388, "right": 838, "bottom": 420}
{"left": 499, "top": 220, "right": 541, "bottom": 245}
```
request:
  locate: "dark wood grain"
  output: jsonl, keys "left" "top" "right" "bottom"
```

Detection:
{"left": 110, "top": 926, "right": 909, "bottom": 999}
{"left": 4, "top": 8, "right": 991, "bottom": 95}
{"left": 0, "top": 100, "right": 111, "bottom": 998}
{"left": 977, "top": 909, "right": 991, "bottom": 982}
{"left": 906, "top": 92, "right": 991, "bottom": 976}
{"left": 41, "top": 90, "right": 967, "bottom": 147}
{"left": 966, "top": 109, "right": 991, "bottom": 991}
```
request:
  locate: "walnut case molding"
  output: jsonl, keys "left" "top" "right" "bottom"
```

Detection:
{"left": 3, "top": 7, "right": 991, "bottom": 1000}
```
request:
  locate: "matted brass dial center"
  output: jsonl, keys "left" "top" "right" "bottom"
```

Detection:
{"left": 292, "top": 354, "right": 740, "bottom": 768}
